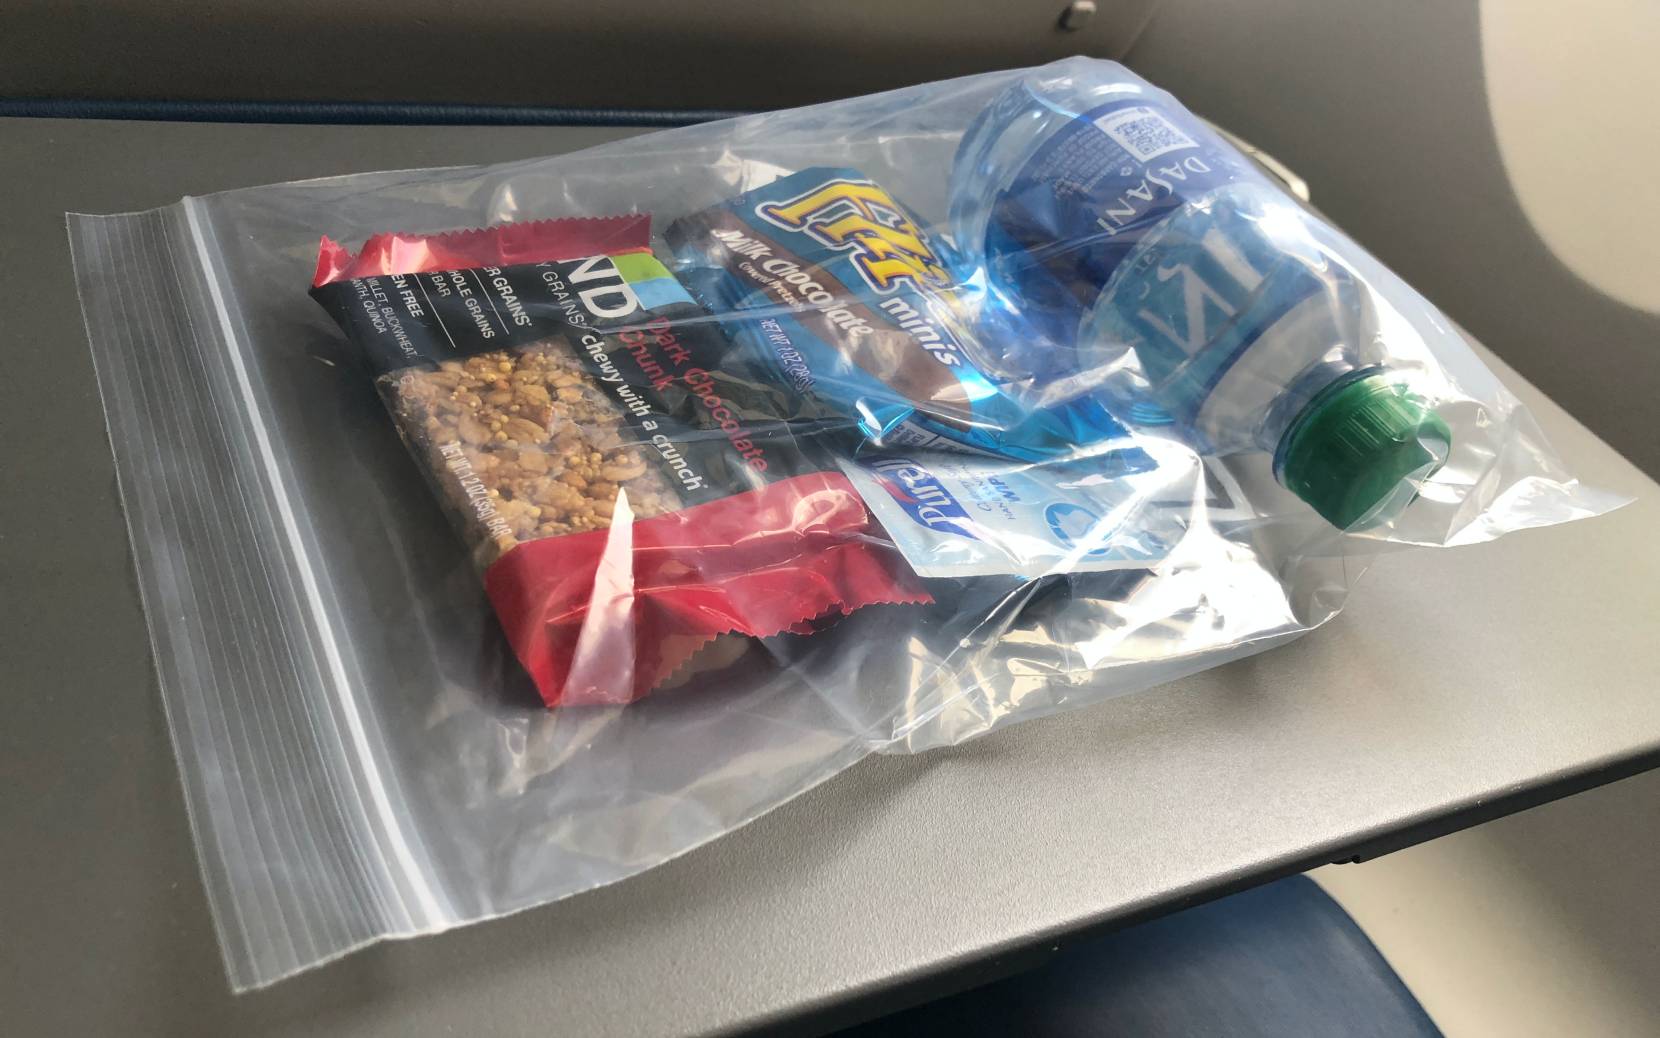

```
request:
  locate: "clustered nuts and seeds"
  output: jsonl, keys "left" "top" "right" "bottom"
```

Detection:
{"left": 386, "top": 343, "right": 677, "bottom": 565}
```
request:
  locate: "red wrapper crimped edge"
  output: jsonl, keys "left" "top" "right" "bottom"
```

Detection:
{"left": 313, "top": 214, "right": 653, "bottom": 288}
{"left": 313, "top": 216, "right": 929, "bottom": 707}
{"left": 486, "top": 472, "right": 929, "bottom": 705}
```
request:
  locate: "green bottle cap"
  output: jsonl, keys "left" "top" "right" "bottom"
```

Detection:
{"left": 1277, "top": 373, "right": 1452, "bottom": 530}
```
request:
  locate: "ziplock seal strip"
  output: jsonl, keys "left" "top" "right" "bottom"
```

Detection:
{"left": 69, "top": 204, "right": 458, "bottom": 990}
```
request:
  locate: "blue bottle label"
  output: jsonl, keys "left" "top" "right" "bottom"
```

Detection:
{"left": 1088, "top": 194, "right": 1337, "bottom": 424}
{"left": 984, "top": 99, "right": 1257, "bottom": 350}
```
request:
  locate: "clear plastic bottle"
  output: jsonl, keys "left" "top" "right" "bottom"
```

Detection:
{"left": 949, "top": 58, "right": 1450, "bottom": 529}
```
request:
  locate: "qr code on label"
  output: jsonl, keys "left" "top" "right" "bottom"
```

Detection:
{"left": 1095, "top": 106, "right": 1198, "bottom": 162}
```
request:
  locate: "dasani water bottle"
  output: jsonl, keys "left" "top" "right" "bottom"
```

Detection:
{"left": 949, "top": 58, "right": 1449, "bottom": 530}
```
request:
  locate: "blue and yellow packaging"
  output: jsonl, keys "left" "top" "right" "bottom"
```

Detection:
{"left": 665, "top": 166, "right": 1138, "bottom": 463}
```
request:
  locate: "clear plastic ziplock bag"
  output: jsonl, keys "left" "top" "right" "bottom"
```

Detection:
{"left": 69, "top": 57, "right": 1622, "bottom": 989}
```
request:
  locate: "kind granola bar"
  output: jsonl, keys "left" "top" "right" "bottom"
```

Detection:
{"left": 311, "top": 217, "right": 927, "bottom": 706}
{"left": 392, "top": 344, "right": 678, "bottom": 566}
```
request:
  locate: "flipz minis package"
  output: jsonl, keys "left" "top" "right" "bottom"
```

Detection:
{"left": 666, "top": 166, "right": 1139, "bottom": 463}
{"left": 310, "top": 216, "right": 927, "bottom": 705}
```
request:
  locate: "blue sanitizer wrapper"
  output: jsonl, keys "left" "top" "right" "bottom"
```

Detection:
{"left": 665, "top": 166, "right": 1141, "bottom": 464}
{"left": 838, "top": 441, "right": 1256, "bottom": 579}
